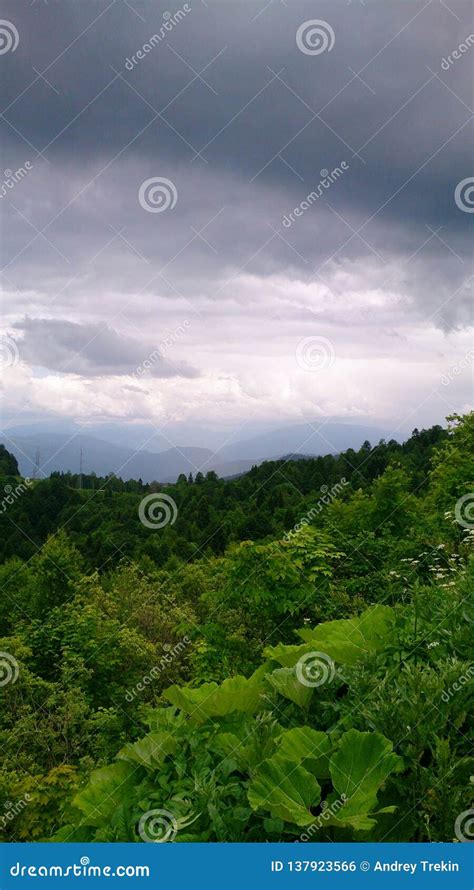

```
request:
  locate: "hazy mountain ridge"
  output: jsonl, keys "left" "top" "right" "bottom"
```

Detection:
{"left": 1, "top": 421, "right": 393, "bottom": 483}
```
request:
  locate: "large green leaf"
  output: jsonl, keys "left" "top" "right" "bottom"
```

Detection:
{"left": 212, "top": 731, "right": 247, "bottom": 770}
{"left": 164, "top": 667, "right": 266, "bottom": 719}
{"left": 144, "top": 706, "right": 183, "bottom": 731}
{"left": 118, "top": 731, "right": 177, "bottom": 769}
{"left": 73, "top": 762, "right": 140, "bottom": 826}
{"left": 321, "top": 797, "right": 397, "bottom": 832}
{"left": 248, "top": 752, "right": 321, "bottom": 826}
{"left": 296, "top": 605, "right": 396, "bottom": 665}
{"left": 328, "top": 729, "right": 402, "bottom": 830}
{"left": 212, "top": 713, "right": 282, "bottom": 774}
{"left": 275, "top": 727, "right": 333, "bottom": 779}
{"left": 263, "top": 641, "right": 315, "bottom": 668}
{"left": 266, "top": 667, "right": 313, "bottom": 709}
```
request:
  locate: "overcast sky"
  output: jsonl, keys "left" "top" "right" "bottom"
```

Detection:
{"left": 0, "top": 0, "right": 472, "bottom": 444}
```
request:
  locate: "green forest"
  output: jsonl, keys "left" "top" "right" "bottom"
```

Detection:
{"left": 0, "top": 413, "right": 472, "bottom": 843}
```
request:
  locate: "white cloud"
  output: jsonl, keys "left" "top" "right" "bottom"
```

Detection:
{"left": 1, "top": 260, "right": 471, "bottom": 433}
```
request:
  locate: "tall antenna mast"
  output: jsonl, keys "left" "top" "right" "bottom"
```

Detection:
{"left": 33, "top": 447, "right": 40, "bottom": 480}
{"left": 79, "top": 447, "right": 83, "bottom": 490}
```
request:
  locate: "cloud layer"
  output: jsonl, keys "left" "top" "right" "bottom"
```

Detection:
{"left": 13, "top": 317, "right": 199, "bottom": 378}
{"left": 0, "top": 0, "right": 472, "bottom": 439}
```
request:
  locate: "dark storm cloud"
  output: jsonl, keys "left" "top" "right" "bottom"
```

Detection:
{"left": 13, "top": 317, "right": 200, "bottom": 378}
{"left": 2, "top": 0, "right": 472, "bottom": 230}
{"left": 0, "top": 0, "right": 472, "bottom": 411}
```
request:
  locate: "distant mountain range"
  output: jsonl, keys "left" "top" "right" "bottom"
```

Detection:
{"left": 1, "top": 421, "right": 395, "bottom": 483}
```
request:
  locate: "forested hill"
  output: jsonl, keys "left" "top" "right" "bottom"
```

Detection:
{"left": 0, "top": 424, "right": 446, "bottom": 569}
{"left": 0, "top": 413, "right": 472, "bottom": 843}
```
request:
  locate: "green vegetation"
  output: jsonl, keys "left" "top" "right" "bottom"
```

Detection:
{"left": 0, "top": 424, "right": 447, "bottom": 568}
{"left": 0, "top": 414, "right": 472, "bottom": 842}
{"left": 0, "top": 445, "right": 19, "bottom": 477}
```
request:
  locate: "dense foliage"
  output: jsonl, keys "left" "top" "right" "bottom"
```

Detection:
{"left": 0, "top": 414, "right": 472, "bottom": 843}
{"left": 0, "top": 445, "right": 19, "bottom": 477}
{"left": 0, "top": 424, "right": 446, "bottom": 568}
